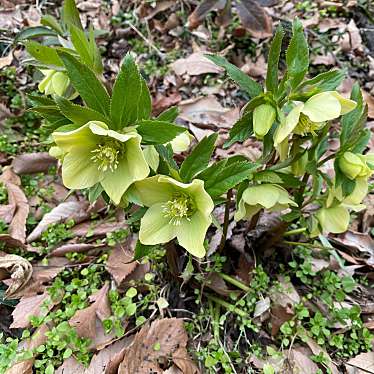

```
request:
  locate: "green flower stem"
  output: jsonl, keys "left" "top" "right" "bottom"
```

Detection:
{"left": 317, "top": 153, "right": 336, "bottom": 167}
{"left": 283, "top": 240, "right": 332, "bottom": 252}
{"left": 283, "top": 227, "right": 307, "bottom": 237}
{"left": 218, "top": 272, "right": 250, "bottom": 292}
{"left": 206, "top": 294, "right": 247, "bottom": 319}
{"left": 218, "top": 189, "right": 233, "bottom": 253}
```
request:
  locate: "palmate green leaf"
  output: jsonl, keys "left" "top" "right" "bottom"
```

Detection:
{"left": 24, "top": 41, "right": 63, "bottom": 67}
{"left": 15, "top": 27, "right": 57, "bottom": 43}
{"left": 89, "top": 27, "right": 103, "bottom": 74}
{"left": 54, "top": 95, "right": 110, "bottom": 126}
{"left": 30, "top": 105, "right": 71, "bottom": 132}
{"left": 199, "top": 160, "right": 257, "bottom": 197}
{"left": 155, "top": 144, "right": 179, "bottom": 174}
{"left": 110, "top": 53, "right": 151, "bottom": 130}
{"left": 28, "top": 94, "right": 55, "bottom": 106}
{"left": 205, "top": 55, "right": 262, "bottom": 98}
{"left": 58, "top": 51, "right": 110, "bottom": 116}
{"left": 180, "top": 133, "right": 218, "bottom": 182}
{"left": 62, "top": 0, "right": 83, "bottom": 29}
{"left": 266, "top": 24, "right": 284, "bottom": 93}
{"left": 224, "top": 111, "right": 253, "bottom": 148}
{"left": 136, "top": 120, "right": 186, "bottom": 145}
{"left": 286, "top": 19, "right": 309, "bottom": 89}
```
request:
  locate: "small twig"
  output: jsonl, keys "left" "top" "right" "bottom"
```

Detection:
{"left": 218, "top": 189, "right": 233, "bottom": 253}
{"left": 218, "top": 272, "right": 250, "bottom": 292}
{"left": 283, "top": 227, "right": 307, "bottom": 237}
{"left": 126, "top": 21, "right": 165, "bottom": 59}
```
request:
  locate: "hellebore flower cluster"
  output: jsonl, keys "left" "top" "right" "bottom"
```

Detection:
{"left": 235, "top": 184, "right": 297, "bottom": 222}
{"left": 274, "top": 91, "right": 356, "bottom": 146}
{"left": 52, "top": 121, "right": 149, "bottom": 205}
{"left": 130, "top": 176, "right": 214, "bottom": 258}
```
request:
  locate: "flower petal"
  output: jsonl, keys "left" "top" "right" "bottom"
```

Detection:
{"left": 139, "top": 203, "right": 176, "bottom": 245}
{"left": 101, "top": 137, "right": 149, "bottom": 204}
{"left": 274, "top": 104, "right": 303, "bottom": 145}
{"left": 62, "top": 147, "right": 103, "bottom": 189}
{"left": 330, "top": 91, "right": 357, "bottom": 114}
{"left": 184, "top": 179, "right": 214, "bottom": 215}
{"left": 234, "top": 199, "right": 261, "bottom": 221}
{"left": 169, "top": 131, "right": 194, "bottom": 153}
{"left": 53, "top": 122, "right": 101, "bottom": 152}
{"left": 302, "top": 92, "right": 341, "bottom": 122}
{"left": 51, "top": 72, "right": 69, "bottom": 96}
{"left": 143, "top": 145, "right": 160, "bottom": 171}
{"left": 316, "top": 206, "right": 350, "bottom": 234}
{"left": 133, "top": 176, "right": 174, "bottom": 207}
{"left": 176, "top": 211, "right": 211, "bottom": 258}
{"left": 242, "top": 184, "right": 281, "bottom": 209}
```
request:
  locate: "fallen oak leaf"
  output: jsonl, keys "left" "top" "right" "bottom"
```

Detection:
{"left": 0, "top": 254, "right": 32, "bottom": 299}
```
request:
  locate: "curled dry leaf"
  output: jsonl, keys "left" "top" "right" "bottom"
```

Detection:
{"left": 171, "top": 52, "right": 224, "bottom": 76}
{"left": 0, "top": 167, "right": 29, "bottom": 243}
{"left": 0, "top": 254, "right": 32, "bottom": 299}
{"left": 118, "top": 318, "right": 199, "bottom": 374}
{"left": 11, "top": 152, "right": 57, "bottom": 174}
{"left": 179, "top": 96, "right": 239, "bottom": 129}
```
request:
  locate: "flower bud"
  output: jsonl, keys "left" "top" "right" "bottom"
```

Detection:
{"left": 338, "top": 152, "right": 372, "bottom": 180}
{"left": 38, "top": 70, "right": 70, "bottom": 96}
{"left": 253, "top": 104, "right": 276, "bottom": 139}
{"left": 169, "top": 131, "right": 194, "bottom": 153}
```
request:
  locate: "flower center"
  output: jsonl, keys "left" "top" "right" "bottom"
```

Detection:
{"left": 162, "top": 192, "right": 195, "bottom": 226}
{"left": 91, "top": 143, "right": 121, "bottom": 172}
{"left": 294, "top": 113, "right": 321, "bottom": 136}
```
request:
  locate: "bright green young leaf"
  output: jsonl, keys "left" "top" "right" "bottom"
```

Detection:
{"left": 286, "top": 19, "right": 309, "bottom": 89}
{"left": 136, "top": 120, "right": 186, "bottom": 145}
{"left": 62, "top": 0, "right": 83, "bottom": 29}
{"left": 224, "top": 112, "right": 253, "bottom": 148}
{"left": 55, "top": 95, "right": 109, "bottom": 126}
{"left": 180, "top": 133, "right": 218, "bottom": 182}
{"left": 58, "top": 51, "right": 110, "bottom": 116}
{"left": 157, "top": 106, "right": 179, "bottom": 122}
{"left": 266, "top": 24, "right": 284, "bottom": 93}
{"left": 205, "top": 55, "right": 262, "bottom": 98}
{"left": 110, "top": 53, "right": 151, "bottom": 129}
{"left": 25, "top": 41, "right": 63, "bottom": 67}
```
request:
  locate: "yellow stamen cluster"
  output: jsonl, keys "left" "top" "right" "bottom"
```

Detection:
{"left": 91, "top": 144, "right": 120, "bottom": 172}
{"left": 295, "top": 113, "right": 321, "bottom": 136}
{"left": 162, "top": 193, "right": 194, "bottom": 226}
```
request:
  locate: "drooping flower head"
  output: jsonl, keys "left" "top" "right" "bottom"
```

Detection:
{"left": 52, "top": 121, "right": 149, "bottom": 204}
{"left": 253, "top": 103, "right": 276, "bottom": 139}
{"left": 338, "top": 152, "right": 373, "bottom": 180}
{"left": 131, "top": 175, "right": 214, "bottom": 258}
{"left": 235, "top": 184, "right": 297, "bottom": 221}
{"left": 274, "top": 91, "right": 356, "bottom": 146}
{"left": 315, "top": 205, "right": 350, "bottom": 234}
{"left": 38, "top": 69, "right": 70, "bottom": 96}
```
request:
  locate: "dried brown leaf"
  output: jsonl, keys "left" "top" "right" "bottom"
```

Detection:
{"left": 363, "top": 91, "right": 374, "bottom": 119}
{"left": 11, "top": 152, "right": 57, "bottom": 174}
{"left": 69, "top": 282, "right": 111, "bottom": 340}
{"left": 118, "top": 318, "right": 198, "bottom": 374}
{"left": 106, "top": 243, "right": 137, "bottom": 287}
{"left": 0, "top": 254, "right": 32, "bottom": 298}
{"left": 235, "top": 0, "right": 272, "bottom": 39}
{"left": 27, "top": 200, "right": 90, "bottom": 243}
{"left": 171, "top": 52, "right": 224, "bottom": 76}
{"left": 179, "top": 96, "right": 239, "bottom": 129}
{"left": 187, "top": 0, "right": 221, "bottom": 29}
{"left": 289, "top": 347, "right": 319, "bottom": 374}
